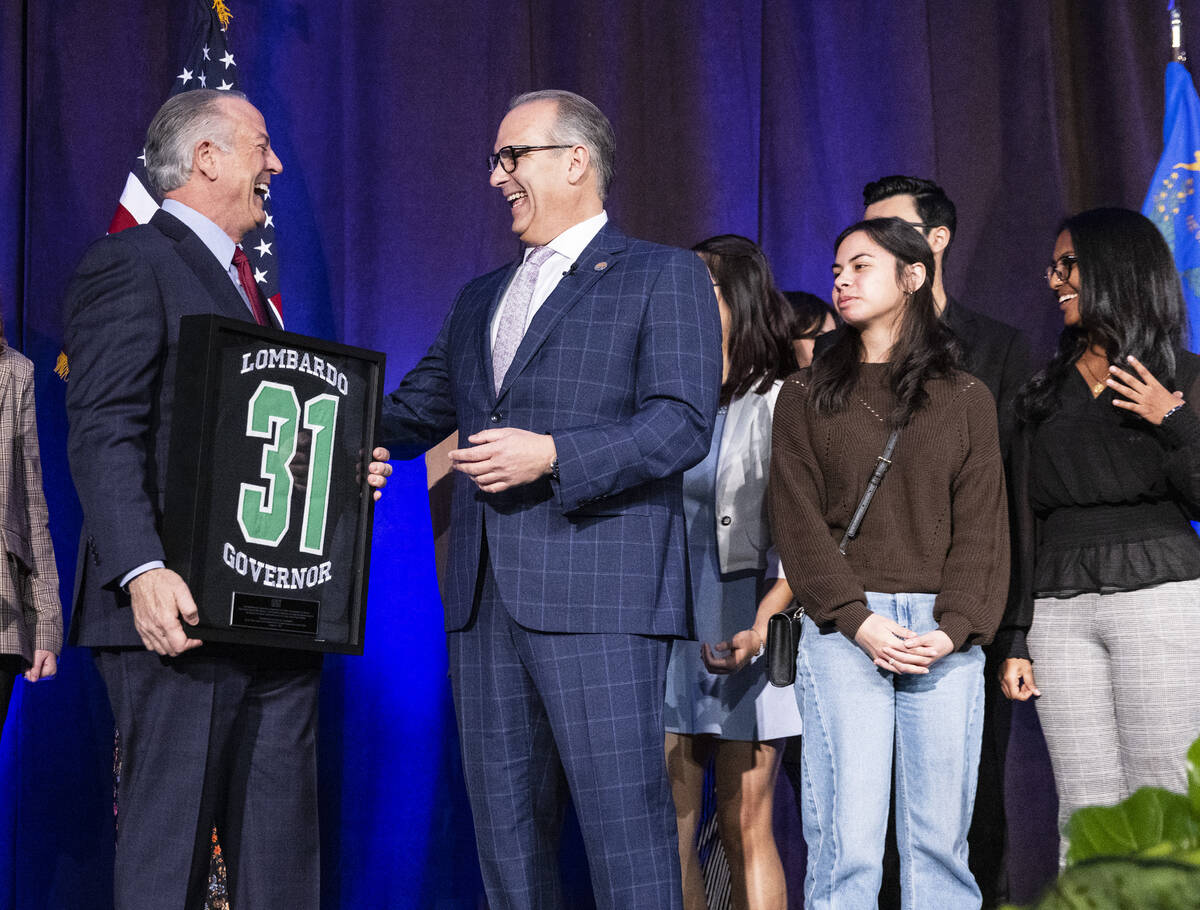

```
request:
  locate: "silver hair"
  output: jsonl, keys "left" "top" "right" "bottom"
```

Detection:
{"left": 508, "top": 90, "right": 615, "bottom": 200}
{"left": 144, "top": 89, "right": 247, "bottom": 196}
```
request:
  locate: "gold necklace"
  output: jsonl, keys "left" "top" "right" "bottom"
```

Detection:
{"left": 1079, "top": 355, "right": 1108, "bottom": 397}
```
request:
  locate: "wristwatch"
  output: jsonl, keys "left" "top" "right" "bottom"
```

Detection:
{"left": 549, "top": 457, "right": 559, "bottom": 481}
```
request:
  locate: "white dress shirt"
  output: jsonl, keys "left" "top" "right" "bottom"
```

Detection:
{"left": 489, "top": 211, "right": 608, "bottom": 350}
{"left": 161, "top": 198, "right": 261, "bottom": 314}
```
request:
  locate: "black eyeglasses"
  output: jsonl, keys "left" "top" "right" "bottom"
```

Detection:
{"left": 487, "top": 145, "right": 573, "bottom": 173}
{"left": 1045, "top": 254, "right": 1078, "bottom": 284}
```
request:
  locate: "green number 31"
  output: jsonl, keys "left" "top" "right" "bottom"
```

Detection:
{"left": 238, "top": 380, "right": 339, "bottom": 554}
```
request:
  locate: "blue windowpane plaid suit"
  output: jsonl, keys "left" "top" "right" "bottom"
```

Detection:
{"left": 382, "top": 221, "right": 722, "bottom": 908}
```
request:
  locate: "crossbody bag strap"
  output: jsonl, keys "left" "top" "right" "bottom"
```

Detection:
{"left": 838, "top": 427, "right": 901, "bottom": 555}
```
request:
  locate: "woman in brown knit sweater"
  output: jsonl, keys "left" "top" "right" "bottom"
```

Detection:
{"left": 769, "top": 217, "right": 1009, "bottom": 910}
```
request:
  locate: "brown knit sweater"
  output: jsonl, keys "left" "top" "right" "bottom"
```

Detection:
{"left": 769, "top": 364, "right": 1010, "bottom": 649}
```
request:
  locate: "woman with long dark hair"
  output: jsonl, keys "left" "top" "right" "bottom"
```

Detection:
{"left": 998, "top": 207, "right": 1200, "bottom": 855}
{"left": 784, "top": 290, "right": 837, "bottom": 368}
{"left": 770, "top": 218, "right": 1008, "bottom": 908}
{"left": 663, "top": 234, "right": 801, "bottom": 910}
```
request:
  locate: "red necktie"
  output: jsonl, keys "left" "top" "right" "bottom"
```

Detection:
{"left": 232, "top": 247, "right": 270, "bottom": 326}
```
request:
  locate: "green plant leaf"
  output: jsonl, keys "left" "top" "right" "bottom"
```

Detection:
{"left": 1066, "top": 787, "right": 1200, "bottom": 864}
{"left": 1018, "top": 858, "right": 1200, "bottom": 909}
{"left": 1188, "top": 735, "right": 1200, "bottom": 819}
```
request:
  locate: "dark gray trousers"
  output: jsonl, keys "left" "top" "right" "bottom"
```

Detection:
{"left": 95, "top": 645, "right": 321, "bottom": 910}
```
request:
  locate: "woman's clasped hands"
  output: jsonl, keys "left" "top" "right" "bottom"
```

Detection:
{"left": 854, "top": 613, "right": 954, "bottom": 674}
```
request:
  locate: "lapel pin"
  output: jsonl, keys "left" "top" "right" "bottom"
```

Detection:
{"left": 594, "top": 261, "right": 608, "bottom": 271}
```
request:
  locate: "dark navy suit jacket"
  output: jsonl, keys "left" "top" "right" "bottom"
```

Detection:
{"left": 382, "top": 222, "right": 723, "bottom": 636}
{"left": 937, "top": 297, "right": 1030, "bottom": 456}
{"left": 63, "top": 209, "right": 280, "bottom": 647}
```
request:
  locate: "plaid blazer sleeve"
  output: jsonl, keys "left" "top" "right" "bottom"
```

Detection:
{"left": 13, "top": 354, "right": 62, "bottom": 654}
{"left": 551, "top": 247, "right": 722, "bottom": 512}
{"left": 380, "top": 299, "right": 460, "bottom": 459}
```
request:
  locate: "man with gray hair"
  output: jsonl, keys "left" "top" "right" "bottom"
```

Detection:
{"left": 380, "top": 89, "right": 722, "bottom": 907}
{"left": 63, "top": 89, "right": 389, "bottom": 909}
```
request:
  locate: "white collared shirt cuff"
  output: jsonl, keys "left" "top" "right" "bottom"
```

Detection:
{"left": 120, "top": 560, "right": 165, "bottom": 590}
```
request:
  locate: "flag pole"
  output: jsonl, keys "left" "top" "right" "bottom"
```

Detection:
{"left": 1172, "top": 1, "right": 1187, "bottom": 63}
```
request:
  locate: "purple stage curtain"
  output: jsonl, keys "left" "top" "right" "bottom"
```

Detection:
{"left": 0, "top": 2, "right": 1188, "bottom": 907}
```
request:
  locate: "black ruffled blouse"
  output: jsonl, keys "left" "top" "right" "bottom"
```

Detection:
{"left": 995, "top": 350, "right": 1200, "bottom": 661}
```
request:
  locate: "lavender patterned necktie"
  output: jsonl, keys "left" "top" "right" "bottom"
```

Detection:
{"left": 492, "top": 245, "right": 555, "bottom": 394}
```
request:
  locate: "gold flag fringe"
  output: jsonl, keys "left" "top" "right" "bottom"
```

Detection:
{"left": 54, "top": 351, "right": 69, "bottom": 381}
{"left": 212, "top": 0, "right": 232, "bottom": 30}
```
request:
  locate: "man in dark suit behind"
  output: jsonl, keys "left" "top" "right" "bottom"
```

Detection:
{"left": 380, "top": 90, "right": 723, "bottom": 909}
{"left": 859, "top": 176, "right": 1029, "bottom": 454}
{"left": 63, "top": 89, "right": 389, "bottom": 910}
{"left": 817, "top": 175, "right": 1030, "bottom": 909}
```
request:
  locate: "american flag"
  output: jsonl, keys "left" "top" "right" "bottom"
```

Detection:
{"left": 109, "top": 0, "right": 282, "bottom": 326}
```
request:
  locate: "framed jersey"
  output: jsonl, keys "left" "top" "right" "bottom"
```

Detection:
{"left": 164, "top": 315, "right": 385, "bottom": 654}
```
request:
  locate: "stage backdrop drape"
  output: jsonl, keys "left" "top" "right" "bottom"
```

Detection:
{"left": 0, "top": 1, "right": 1191, "bottom": 907}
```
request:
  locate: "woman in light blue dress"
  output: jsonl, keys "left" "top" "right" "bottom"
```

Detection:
{"left": 664, "top": 235, "right": 802, "bottom": 910}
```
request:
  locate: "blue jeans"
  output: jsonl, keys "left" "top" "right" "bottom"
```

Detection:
{"left": 795, "top": 592, "right": 984, "bottom": 910}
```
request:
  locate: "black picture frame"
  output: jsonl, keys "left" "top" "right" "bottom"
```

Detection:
{"left": 164, "top": 315, "right": 385, "bottom": 654}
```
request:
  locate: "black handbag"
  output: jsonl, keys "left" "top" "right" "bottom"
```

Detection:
{"left": 765, "top": 428, "right": 900, "bottom": 687}
{"left": 766, "top": 602, "right": 805, "bottom": 686}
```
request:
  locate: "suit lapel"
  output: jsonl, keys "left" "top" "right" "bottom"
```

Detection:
{"left": 150, "top": 209, "right": 264, "bottom": 323}
{"left": 715, "top": 393, "right": 752, "bottom": 491}
{"left": 495, "top": 224, "right": 628, "bottom": 402}
{"left": 0, "top": 360, "right": 12, "bottom": 428}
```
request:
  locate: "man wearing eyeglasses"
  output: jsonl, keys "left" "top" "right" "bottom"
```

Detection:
{"left": 380, "top": 89, "right": 721, "bottom": 909}
{"left": 815, "top": 175, "right": 1030, "bottom": 909}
